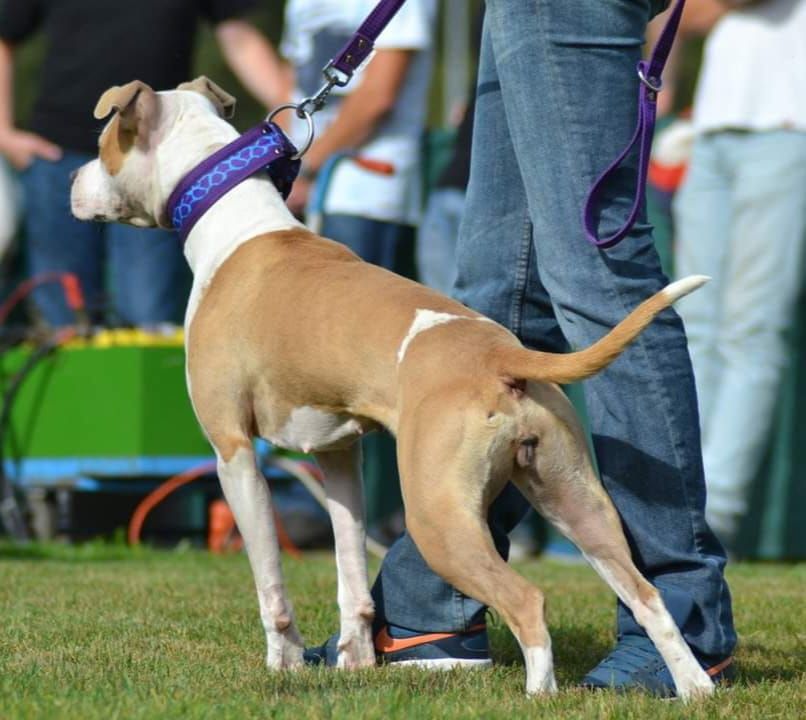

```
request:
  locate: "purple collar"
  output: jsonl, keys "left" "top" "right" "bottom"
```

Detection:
{"left": 166, "top": 121, "right": 300, "bottom": 244}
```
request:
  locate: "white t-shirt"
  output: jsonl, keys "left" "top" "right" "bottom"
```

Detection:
{"left": 282, "top": 0, "right": 436, "bottom": 226}
{"left": 693, "top": 0, "right": 806, "bottom": 133}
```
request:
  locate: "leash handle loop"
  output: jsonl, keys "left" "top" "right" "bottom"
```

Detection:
{"left": 582, "top": 0, "right": 686, "bottom": 249}
{"left": 328, "top": 0, "right": 408, "bottom": 79}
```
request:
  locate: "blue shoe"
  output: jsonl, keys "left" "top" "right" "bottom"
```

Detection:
{"left": 303, "top": 624, "right": 492, "bottom": 669}
{"left": 581, "top": 634, "right": 735, "bottom": 697}
{"left": 302, "top": 634, "right": 341, "bottom": 666}
{"left": 375, "top": 623, "right": 492, "bottom": 669}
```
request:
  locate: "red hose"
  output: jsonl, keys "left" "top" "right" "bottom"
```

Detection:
{"left": 128, "top": 461, "right": 303, "bottom": 558}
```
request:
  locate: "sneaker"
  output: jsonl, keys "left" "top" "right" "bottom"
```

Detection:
{"left": 375, "top": 623, "right": 492, "bottom": 669}
{"left": 303, "top": 623, "right": 492, "bottom": 669}
{"left": 581, "top": 634, "right": 735, "bottom": 697}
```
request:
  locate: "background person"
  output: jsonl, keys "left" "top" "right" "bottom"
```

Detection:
{"left": 0, "top": 0, "right": 291, "bottom": 327}
{"left": 673, "top": 0, "right": 806, "bottom": 549}
{"left": 282, "top": 0, "right": 436, "bottom": 274}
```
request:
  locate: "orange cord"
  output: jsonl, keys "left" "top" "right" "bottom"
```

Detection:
{"left": 128, "top": 460, "right": 303, "bottom": 559}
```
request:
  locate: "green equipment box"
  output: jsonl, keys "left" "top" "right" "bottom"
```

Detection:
{"left": 1, "top": 330, "right": 211, "bottom": 484}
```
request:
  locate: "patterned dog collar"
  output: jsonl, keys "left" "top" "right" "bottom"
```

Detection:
{"left": 166, "top": 121, "right": 300, "bottom": 244}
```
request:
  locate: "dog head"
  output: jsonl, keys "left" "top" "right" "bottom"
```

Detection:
{"left": 70, "top": 76, "right": 239, "bottom": 228}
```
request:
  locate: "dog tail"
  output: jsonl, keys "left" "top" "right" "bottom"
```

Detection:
{"left": 493, "top": 275, "right": 708, "bottom": 385}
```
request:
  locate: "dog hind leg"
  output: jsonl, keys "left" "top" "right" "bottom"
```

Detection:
{"left": 215, "top": 438, "right": 305, "bottom": 669}
{"left": 397, "top": 432, "right": 557, "bottom": 695}
{"left": 514, "top": 473, "right": 714, "bottom": 700}
{"left": 315, "top": 445, "right": 376, "bottom": 668}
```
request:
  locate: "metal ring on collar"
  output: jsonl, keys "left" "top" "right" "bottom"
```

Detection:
{"left": 266, "top": 103, "right": 315, "bottom": 160}
{"left": 637, "top": 67, "right": 662, "bottom": 93}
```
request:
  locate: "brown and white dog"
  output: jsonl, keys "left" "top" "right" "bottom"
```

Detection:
{"left": 71, "top": 77, "right": 714, "bottom": 698}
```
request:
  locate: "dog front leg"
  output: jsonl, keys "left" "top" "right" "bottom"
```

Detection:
{"left": 216, "top": 443, "right": 305, "bottom": 669}
{"left": 316, "top": 445, "right": 376, "bottom": 668}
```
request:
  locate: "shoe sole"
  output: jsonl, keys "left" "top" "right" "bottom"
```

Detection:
{"left": 383, "top": 657, "right": 493, "bottom": 670}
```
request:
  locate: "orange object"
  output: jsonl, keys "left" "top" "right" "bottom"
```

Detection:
{"left": 128, "top": 461, "right": 302, "bottom": 558}
{"left": 208, "top": 499, "right": 242, "bottom": 553}
{"left": 374, "top": 623, "right": 486, "bottom": 653}
{"left": 353, "top": 157, "right": 395, "bottom": 175}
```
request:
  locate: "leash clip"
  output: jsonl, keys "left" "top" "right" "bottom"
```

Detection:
{"left": 296, "top": 63, "right": 350, "bottom": 118}
{"left": 637, "top": 66, "right": 662, "bottom": 97}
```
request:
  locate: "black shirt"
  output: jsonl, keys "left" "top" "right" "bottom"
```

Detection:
{"left": 0, "top": 0, "right": 257, "bottom": 153}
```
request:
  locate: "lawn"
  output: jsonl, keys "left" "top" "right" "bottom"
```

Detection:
{"left": 1, "top": 543, "right": 804, "bottom": 719}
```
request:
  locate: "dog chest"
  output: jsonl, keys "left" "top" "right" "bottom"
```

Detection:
{"left": 268, "top": 406, "right": 366, "bottom": 453}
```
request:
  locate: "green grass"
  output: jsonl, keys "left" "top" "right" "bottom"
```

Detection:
{"left": 1, "top": 543, "right": 804, "bottom": 719}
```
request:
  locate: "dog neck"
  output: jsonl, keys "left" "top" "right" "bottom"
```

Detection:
{"left": 182, "top": 175, "right": 304, "bottom": 327}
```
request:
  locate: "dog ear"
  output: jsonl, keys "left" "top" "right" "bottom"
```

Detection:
{"left": 93, "top": 80, "right": 160, "bottom": 135}
{"left": 177, "top": 76, "right": 237, "bottom": 119}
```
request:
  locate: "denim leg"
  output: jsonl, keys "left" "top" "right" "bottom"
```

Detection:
{"left": 106, "top": 223, "right": 188, "bottom": 326}
{"left": 689, "top": 131, "right": 806, "bottom": 535}
{"left": 372, "top": 13, "right": 568, "bottom": 634}
{"left": 320, "top": 213, "right": 416, "bottom": 275}
{"left": 372, "top": 0, "right": 735, "bottom": 657}
{"left": 416, "top": 188, "right": 466, "bottom": 295}
{"left": 21, "top": 154, "right": 105, "bottom": 325}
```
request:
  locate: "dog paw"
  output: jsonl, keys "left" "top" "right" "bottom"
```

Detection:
{"left": 336, "top": 623, "right": 375, "bottom": 669}
{"left": 266, "top": 627, "right": 305, "bottom": 670}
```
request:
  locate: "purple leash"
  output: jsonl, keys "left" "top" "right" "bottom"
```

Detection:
{"left": 297, "top": 0, "right": 408, "bottom": 115}
{"left": 583, "top": 0, "right": 686, "bottom": 249}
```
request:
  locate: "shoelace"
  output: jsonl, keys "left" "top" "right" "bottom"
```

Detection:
{"left": 596, "top": 635, "right": 664, "bottom": 674}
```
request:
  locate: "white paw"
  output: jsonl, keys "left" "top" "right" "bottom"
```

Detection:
{"left": 266, "top": 627, "right": 305, "bottom": 669}
{"left": 677, "top": 671, "right": 715, "bottom": 701}
{"left": 336, "top": 622, "right": 375, "bottom": 669}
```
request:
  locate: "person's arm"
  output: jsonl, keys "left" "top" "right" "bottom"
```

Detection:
{"left": 286, "top": 48, "right": 413, "bottom": 214}
{"left": 0, "top": 39, "right": 61, "bottom": 169}
{"left": 215, "top": 19, "right": 294, "bottom": 112}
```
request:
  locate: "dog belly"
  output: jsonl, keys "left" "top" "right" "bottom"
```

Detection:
{"left": 267, "top": 406, "right": 367, "bottom": 453}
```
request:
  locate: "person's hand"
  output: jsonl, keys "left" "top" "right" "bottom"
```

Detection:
{"left": 0, "top": 128, "right": 62, "bottom": 170}
{"left": 286, "top": 175, "right": 312, "bottom": 219}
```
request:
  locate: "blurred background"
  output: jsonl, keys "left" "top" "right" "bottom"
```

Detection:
{"left": 1, "top": 0, "right": 804, "bottom": 562}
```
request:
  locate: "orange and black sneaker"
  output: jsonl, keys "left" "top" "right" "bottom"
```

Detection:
{"left": 374, "top": 623, "right": 492, "bottom": 669}
{"left": 303, "top": 624, "right": 492, "bottom": 668}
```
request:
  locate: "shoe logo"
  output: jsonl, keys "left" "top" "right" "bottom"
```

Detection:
{"left": 374, "top": 624, "right": 487, "bottom": 654}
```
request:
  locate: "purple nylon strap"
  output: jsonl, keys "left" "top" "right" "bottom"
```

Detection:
{"left": 583, "top": 0, "right": 686, "bottom": 249}
{"left": 166, "top": 122, "right": 300, "bottom": 244}
{"left": 328, "top": 0, "right": 408, "bottom": 79}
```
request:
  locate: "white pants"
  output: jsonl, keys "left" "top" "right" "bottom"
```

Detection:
{"left": 674, "top": 129, "right": 806, "bottom": 539}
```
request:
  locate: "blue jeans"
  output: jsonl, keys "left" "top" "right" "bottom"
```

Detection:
{"left": 416, "top": 187, "right": 466, "bottom": 295}
{"left": 21, "top": 153, "right": 187, "bottom": 326}
{"left": 320, "top": 214, "right": 416, "bottom": 275}
{"left": 674, "top": 130, "right": 806, "bottom": 539}
{"left": 371, "top": 0, "right": 735, "bottom": 660}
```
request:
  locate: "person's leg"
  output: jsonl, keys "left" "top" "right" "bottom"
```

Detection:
{"left": 106, "top": 224, "right": 188, "bottom": 326}
{"left": 701, "top": 130, "right": 806, "bottom": 541}
{"left": 416, "top": 187, "right": 466, "bottom": 295}
{"left": 370, "top": 17, "right": 567, "bottom": 636}
{"left": 477, "top": 0, "right": 733, "bottom": 661}
{"left": 320, "top": 214, "right": 416, "bottom": 276}
{"left": 21, "top": 153, "right": 104, "bottom": 325}
{"left": 673, "top": 134, "right": 733, "bottom": 437}
{"left": 372, "top": 0, "right": 735, "bottom": 664}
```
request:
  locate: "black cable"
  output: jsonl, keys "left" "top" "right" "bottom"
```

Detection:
{"left": 0, "top": 337, "right": 63, "bottom": 542}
